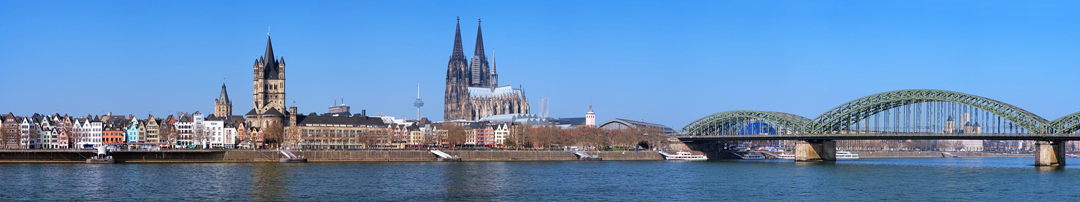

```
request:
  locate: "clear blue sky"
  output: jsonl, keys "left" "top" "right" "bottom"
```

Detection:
{"left": 2, "top": 1, "right": 1080, "bottom": 129}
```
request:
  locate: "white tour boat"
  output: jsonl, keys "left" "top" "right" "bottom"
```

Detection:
{"left": 836, "top": 151, "right": 860, "bottom": 159}
{"left": 739, "top": 152, "right": 766, "bottom": 160}
{"left": 659, "top": 151, "right": 709, "bottom": 161}
{"left": 778, "top": 153, "right": 795, "bottom": 160}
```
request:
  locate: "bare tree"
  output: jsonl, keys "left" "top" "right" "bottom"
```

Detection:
{"left": 442, "top": 123, "right": 468, "bottom": 147}
{"left": 159, "top": 123, "right": 178, "bottom": 149}
{"left": 262, "top": 121, "right": 284, "bottom": 150}
{"left": 192, "top": 124, "right": 210, "bottom": 149}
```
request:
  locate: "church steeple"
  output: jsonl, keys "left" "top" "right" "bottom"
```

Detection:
{"left": 264, "top": 36, "right": 275, "bottom": 64}
{"left": 218, "top": 83, "right": 230, "bottom": 104}
{"left": 451, "top": 17, "right": 465, "bottom": 60}
{"left": 474, "top": 18, "right": 485, "bottom": 58}
{"left": 216, "top": 83, "right": 233, "bottom": 118}
{"left": 469, "top": 18, "right": 491, "bottom": 87}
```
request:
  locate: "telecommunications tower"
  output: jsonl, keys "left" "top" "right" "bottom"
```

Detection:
{"left": 413, "top": 83, "right": 424, "bottom": 120}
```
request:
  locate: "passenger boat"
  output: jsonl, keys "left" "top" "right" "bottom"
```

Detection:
{"left": 659, "top": 151, "right": 708, "bottom": 161}
{"left": 739, "top": 152, "right": 766, "bottom": 160}
{"left": 836, "top": 151, "right": 860, "bottom": 159}
{"left": 778, "top": 153, "right": 795, "bottom": 160}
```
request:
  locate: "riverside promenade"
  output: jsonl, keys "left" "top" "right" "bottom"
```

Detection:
{"left": 0, "top": 150, "right": 664, "bottom": 163}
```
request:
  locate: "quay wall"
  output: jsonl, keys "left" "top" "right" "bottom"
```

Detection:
{"left": 443, "top": 150, "right": 663, "bottom": 161}
{"left": 853, "top": 151, "right": 1035, "bottom": 158}
{"left": 296, "top": 150, "right": 436, "bottom": 162}
{"left": 0, "top": 150, "right": 661, "bottom": 162}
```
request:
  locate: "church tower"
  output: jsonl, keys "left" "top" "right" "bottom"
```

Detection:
{"left": 247, "top": 36, "right": 287, "bottom": 128}
{"left": 252, "top": 36, "right": 286, "bottom": 115}
{"left": 215, "top": 83, "right": 232, "bottom": 117}
{"left": 469, "top": 18, "right": 492, "bottom": 87}
{"left": 445, "top": 17, "right": 472, "bottom": 121}
{"left": 586, "top": 105, "right": 596, "bottom": 127}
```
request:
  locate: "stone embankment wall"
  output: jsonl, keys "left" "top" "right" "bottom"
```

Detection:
{"left": 0, "top": 150, "right": 96, "bottom": 162}
{"left": 441, "top": 150, "right": 663, "bottom": 161}
{"left": 296, "top": 150, "right": 436, "bottom": 162}
{"left": 0, "top": 150, "right": 663, "bottom": 162}
{"left": 853, "top": 151, "right": 1034, "bottom": 158}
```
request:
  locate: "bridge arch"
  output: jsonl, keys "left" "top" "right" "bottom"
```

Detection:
{"left": 682, "top": 110, "right": 813, "bottom": 136}
{"left": 1049, "top": 111, "right": 1080, "bottom": 134}
{"left": 810, "top": 89, "right": 1049, "bottom": 134}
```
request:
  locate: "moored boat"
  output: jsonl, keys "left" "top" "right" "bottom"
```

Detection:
{"left": 778, "top": 153, "right": 795, "bottom": 160}
{"left": 836, "top": 151, "right": 860, "bottom": 159}
{"left": 739, "top": 152, "right": 766, "bottom": 160}
{"left": 659, "top": 151, "right": 708, "bottom": 161}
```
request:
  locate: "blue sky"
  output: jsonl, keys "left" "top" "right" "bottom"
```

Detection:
{"left": 2, "top": 1, "right": 1079, "bottom": 129}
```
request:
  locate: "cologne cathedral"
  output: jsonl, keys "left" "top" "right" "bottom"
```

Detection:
{"left": 444, "top": 18, "right": 530, "bottom": 121}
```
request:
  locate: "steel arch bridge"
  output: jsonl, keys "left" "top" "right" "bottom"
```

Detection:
{"left": 683, "top": 110, "right": 813, "bottom": 136}
{"left": 682, "top": 89, "right": 1080, "bottom": 138}
{"left": 810, "top": 89, "right": 1048, "bottom": 134}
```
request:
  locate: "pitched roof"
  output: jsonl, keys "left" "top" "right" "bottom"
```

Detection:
{"left": 218, "top": 83, "right": 230, "bottom": 103}
{"left": 263, "top": 108, "right": 284, "bottom": 116}
{"left": 294, "top": 114, "right": 387, "bottom": 126}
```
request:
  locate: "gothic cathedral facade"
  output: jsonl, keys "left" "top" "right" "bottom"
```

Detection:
{"left": 444, "top": 18, "right": 530, "bottom": 121}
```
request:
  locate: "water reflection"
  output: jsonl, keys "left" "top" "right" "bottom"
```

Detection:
{"left": 251, "top": 163, "right": 288, "bottom": 201}
{"left": 2, "top": 158, "right": 1080, "bottom": 201}
{"left": 1034, "top": 165, "right": 1065, "bottom": 172}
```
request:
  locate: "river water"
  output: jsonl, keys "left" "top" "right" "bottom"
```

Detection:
{"left": 1, "top": 158, "right": 1078, "bottom": 201}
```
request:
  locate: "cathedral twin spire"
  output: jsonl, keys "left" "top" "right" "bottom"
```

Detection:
{"left": 449, "top": 17, "right": 497, "bottom": 88}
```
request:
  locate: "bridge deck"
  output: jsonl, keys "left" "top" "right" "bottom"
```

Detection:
{"left": 679, "top": 133, "right": 1080, "bottom": 141}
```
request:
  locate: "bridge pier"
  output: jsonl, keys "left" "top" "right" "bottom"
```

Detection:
{"left": 1035, "top": 140, "right": 1065, "bottom": 166}
{"left": 795, "top": 140, "right": 835, "bottom": 162}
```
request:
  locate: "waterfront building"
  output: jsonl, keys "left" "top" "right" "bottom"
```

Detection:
{"left": 36, "top": 115, "right": 57, "bottom": 149}
{"left": 56, "top": 115, "right": 71, "bottom": 149}
{"left": 444, "top": 18, "right": 530, "bottom": 121}
{"left": 476, "top": 126, "right": 494, "bottom": 146}
{"left": 285, "top": 107, "right": 397, "bottom": 150}
{"left": 408, "top": 130, "right": 423, "bottom": 145}
{"left": 3, "top": 113, "right": 19, "bottom": 148}
{"left": 245, "top": 37, "right": 288, "bottom": 129}
{"left": 144, "top": 115, "right": 160, "bottom": 144}
{"left": 465, "top": 129, "right": 477, "bottom": 145}
{"left": 72, "top": 115, "right": 103, "bottom": 149}
{"left": 202, "top": 115, "right": 227, "bottom": 149}
{"left": 175, "top": 114, "right": 194, "bottom": 147}
{"left": 224, "top": 126, "right": 237, "bottom": 149}
{"left": 493, "top": 123, "right": 509, "bottom": 146}
{"left": 126, "top": 118, "right": 141, "bottom": 143}
{"left": 18, "top": 116, "right": 36, "bottom": 149}
{"left": 102, "top": 127, "right": 125, "bottom": 144}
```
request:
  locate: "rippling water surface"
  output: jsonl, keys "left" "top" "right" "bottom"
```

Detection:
{"left": 2, "top": 158, "right": 1079, "bottom": 201}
